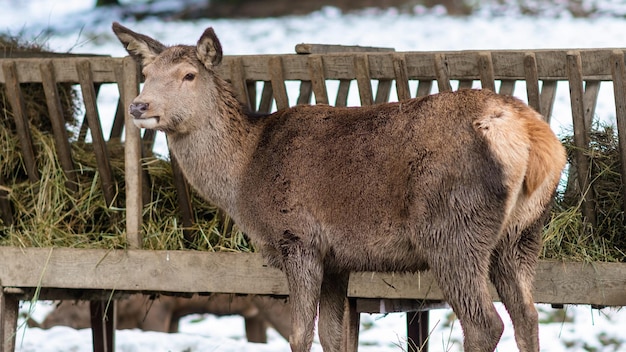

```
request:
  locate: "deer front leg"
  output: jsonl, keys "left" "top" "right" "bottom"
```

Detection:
{"left": 279, "top": 231, "right": 324, "bottom": 352}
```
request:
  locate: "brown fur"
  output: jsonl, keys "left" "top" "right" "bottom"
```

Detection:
{"left": 113, "top": 22, "right": 566, "bottom": 352}
{"left": 29, "top": 294, "right": 291, "bottom": 343}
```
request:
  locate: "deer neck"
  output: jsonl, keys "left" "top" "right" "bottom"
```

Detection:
{"left": 166, "top": 89, "right": 262, "bottom": 217}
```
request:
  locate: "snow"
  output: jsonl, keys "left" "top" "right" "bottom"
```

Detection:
{"left": 3, "top": 0, "right": 626, "bottom": 351}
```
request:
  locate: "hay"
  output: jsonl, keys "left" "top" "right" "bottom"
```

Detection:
{"left": 542, "top": 123, "right": 626, "bottom": 262}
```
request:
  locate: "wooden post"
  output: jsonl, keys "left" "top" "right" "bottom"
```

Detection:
{"left": 0, "top": 288, "right": 18, "bottom": 352}
{"left": 342, "top": 298, "right": 360, "bottom": 352}
{"left": 407, "top": 311, "right": 430, "bottom": 352}
{"left": 610, "top": 50, "right": 626, "bottom": 217}
{"left": 121, "top": 57, "right": 143, "bottom": 249}
{"left": 567, "top": 51, "right": 597, "bottom": 227}
{"left": 90, "top": 300, "right": 116, "bottom": 352}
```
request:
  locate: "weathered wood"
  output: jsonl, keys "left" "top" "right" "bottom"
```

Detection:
{"left": 415, "top": 80, "right": 433, "bottom": 98}
{"left": 77, "top": 60, "right": 116, "bottom": 208}
{"left": 374, "top": 79, "right": 393, "bottom": 104}
{"left": 524, "top": 52, "right": 542, "bottom": 114}
{"left": 348, "top": 261, "right": 626, "bottom": 306}
{"left": 109, "top": 63, "right": 126, "bottom": 141}
{"left": 392, "top": 53, "right": 411, "bottom": 101}
{"left": 258, "top": 81, "right": 274, "bottom": 113}
{"left": 354, "top": 54, "right": 374, "bottom": 106}
{"left": 458, "top": 79, "right": 473, "bottom": 90}
{"left": 90, "top": 300, "right": 116, "bottom": 352}
{"left": 229, "top": 57, "right": 253, "bottom": 111}
{"left": 478, "top": 51, "right": 496, "bottom": 91}
{"left": 499, "top": 79, "right": 516, "bottom": 95}
{"left": 407, "top": 311, "right": 430, "bottom": 352}
{"left": 0, "top": 175, "right": 13, "bottom": 226}
{"left": 0, "top": 248, "right": 288, "bottom": 295}
{"left": 0, "top": 287, "right": 18, "bottom": 352}
{"left": 342, "top": 298, "right": 359, "bottom": 352}
{"left": 268, "top": 56, "right": 289, "bottom": 110}
{"left": 540, "top": 80, "right": 558, "bottom": 121}
{"left": 39, "top": 60, "right": 79, "bottom": 193}
{"left": 121, "top": 56, "right": 142, "bottom": 249}
{"left": 567, "top": 51, "right": 596, "bottom": 227}
{"left": 434, "top": 53, "right": 452, "bottom": 92}
{"left": 3, "top": 49, "right": 626, "bottom": 85}
{"left": 0, "top": 248, "right": 625, "bottom": 306}
{"left": 583, "top": 80, "right": 601, "bottom": 128}
{"left": 295, "top": 43, "right": 394, "bottom": 54}
{"left": 1, "top": 61, "right": 39, "bottom": 182}
{"left": 335, "top": 80, "right": 351, "bottom": 107}
{"left": 307, "top": 55, "right": 329, "bottom": 104}
{"left": 296, "top": 80, "right": 313, "bottom": 105}
{"left": 610, "top": 50, "right": 626, "bottom": 216}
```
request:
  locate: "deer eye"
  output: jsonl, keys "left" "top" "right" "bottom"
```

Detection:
{"left": 183, "top": 73, "right": 196, "bottom": 81}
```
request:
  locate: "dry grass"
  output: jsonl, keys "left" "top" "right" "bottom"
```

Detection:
{"left": 542, "top": 123, "right": 626, "bottom": 262}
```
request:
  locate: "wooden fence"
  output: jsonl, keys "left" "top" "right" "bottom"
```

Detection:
{"left": 2, "top": 44, "right": 626, "bottom": 352}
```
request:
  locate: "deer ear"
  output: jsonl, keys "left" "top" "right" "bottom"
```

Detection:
{"left": 196, "top": 27, "right": 223, "bottom": 68}
{"left": 112, "top": 22, "right": 166, "bottom": 66}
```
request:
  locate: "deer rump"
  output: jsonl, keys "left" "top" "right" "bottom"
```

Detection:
{"left": 113, "top": 21, "right": 566, "bottom": 352}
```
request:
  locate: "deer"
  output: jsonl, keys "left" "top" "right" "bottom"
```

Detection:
{"left": 29, "top": 294, "right": 291, "bottom": 343}
{"left": 113, "top": 22, "right": 566, "bottom": 352}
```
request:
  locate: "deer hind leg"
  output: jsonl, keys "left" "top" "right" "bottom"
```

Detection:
{"left": 318, "top": 270, "right": 350, "bottom": 352}
{"left": 431, "top": 245, "right": 504, "bottom": 351}
{"left": 489, "top": 211, "right": 547, "bottom": 352}
{"left": 279, "top": 231, "right": 324, "bottom": 352}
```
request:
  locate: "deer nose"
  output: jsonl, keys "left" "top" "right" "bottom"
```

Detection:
{"left": 129, "top": 102, "right": 148, "bottom": 119}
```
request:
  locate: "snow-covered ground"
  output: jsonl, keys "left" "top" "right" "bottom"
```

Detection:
{"left": 3, "top": 1, "right": 626, "bottom": 351}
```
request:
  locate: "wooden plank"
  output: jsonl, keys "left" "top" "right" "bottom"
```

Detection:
{"left": 567, "top": 51, "right": 596, "bottom": 227}
{"left": 392, "top": 54, "right": 411, "bottom": 101}
{"left": 295, "top": 43, "right": 394, "bottom": 54}
{"left": 0, "top": 57, "right": 120, "bottom": 83}
{"left": 0, "top": 248, "right": 289, "bottom": 295}
{"left": 0, "top": 175, "right": 13, "bottom": 226}
{"left": 499, "top": 79, "right": 516, "bottom": 95}
{"left": 335, "top": 80, "right": 351, "bottom": 107}
{"left": 457, "top": 79, "right": 473, "bottom": 90}
{"left": 296, "top": 81, "right": 313, "bottom": 105}
{"left": 229, "top": 57, "right": 252, "bottom": 110}
{"left": 610, "top": 50, "right": 626, "bottom": 217}
{"left": 77, "top": 60, "right": 116, "bottom": 208}
{"left": 540, "top": 80, "right": 558, "bottom": 122}
{"left": 39, "top": 60, "right": 79, "bottom": 193}
{"left": 354, "top": 54, "right": 374, "bottom": 106}
{"left": 90, "top": 300, "right": 116, "bottom": 352}
{"left": 583, "top": 80, "right": 601, "bottom": 128}
{"left": 0, "top": 248, "right": 625, "bottom": 306}
{"left": 268, "top": 56, "right": 289, "bottom": 110}
{"left": 2, "top": 49, "right": 626, "bottom": 86}
{"left": 478, "top": 52, "right": 496, "bottom": 91}
{"left": 307, "top": 55, "right": 329, "bottom": 105}
{"left": 374, "top": 80, "right": 392, "bottom": 104}
{"left": 109, "top": 63, "right": 126, "bottom": 141}
{"left": 524, "top": 52, "right": 542, "bottom": 114}
{"left": 342, "top": 298, "right": 359, "bottom": 352}
{"left": 121, "top": 56, "right": 143, "bottom": 249}
{"left": 348, "top": 261, "right": 626, "bottom": 306}
{"left": 434, "top": 53, "right": 452, "bottom": 92}
{"left": 2, "top": 61, "right": 39, "bottom": 182}
{"left": 258, "top": 81, "right": 274, "bottom": 113}
{"left": 415, "top": 80, "right": 433, "bottom": 98}
{"left": 0, "top": 287, "right": 18, "bottom": 352}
